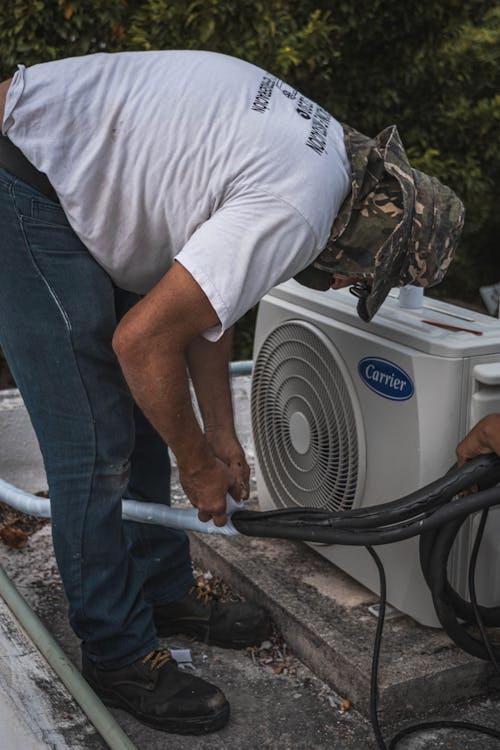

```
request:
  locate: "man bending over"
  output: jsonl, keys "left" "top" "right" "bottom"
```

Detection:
{"left": 0, "top": 50, "right": 463, "bottom": 733}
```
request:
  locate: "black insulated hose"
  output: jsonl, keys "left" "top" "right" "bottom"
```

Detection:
{"left": 231, "top": 453, "right": 500, "bottom": 748}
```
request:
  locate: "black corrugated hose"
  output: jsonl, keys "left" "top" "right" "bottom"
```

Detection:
{"left": 231, "top": 454, "right": 500, "bottom": 748}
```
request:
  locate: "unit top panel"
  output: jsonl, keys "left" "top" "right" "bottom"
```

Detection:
{"left": 268, "top": 282, "right": 500, "bottom": 357}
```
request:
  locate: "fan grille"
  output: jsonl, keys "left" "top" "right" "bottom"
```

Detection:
{"left": 251, "top": 321, "right": 362, "bottom": 512}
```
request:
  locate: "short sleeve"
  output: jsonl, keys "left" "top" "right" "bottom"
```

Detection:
{"left": 2, "top": 65, "right": 26, "bottom": 135}
{"left": 175, "top": 189, "right": 318, "bottom": 341}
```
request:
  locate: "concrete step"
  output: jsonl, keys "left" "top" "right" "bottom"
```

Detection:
{"left": 189, "top": 528, "right": 499, "bottom": 722}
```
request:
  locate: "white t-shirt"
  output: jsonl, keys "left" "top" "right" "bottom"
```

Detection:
{"left": 2, "top": 50, "right": 350, "bottom": 340}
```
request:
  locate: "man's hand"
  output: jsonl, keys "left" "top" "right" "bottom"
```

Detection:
{"left": 205, "top": 428, "right": 250, "bottom": 501}
{"left": 179, "top": 455, "right": 235, "bottom": 526}
{"left": 456, "top": 414, "right": 500, "bottom": 466}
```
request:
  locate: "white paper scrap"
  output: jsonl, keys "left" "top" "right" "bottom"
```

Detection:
{"left": 170, "top": 649, "right": 193, "bottom": 664}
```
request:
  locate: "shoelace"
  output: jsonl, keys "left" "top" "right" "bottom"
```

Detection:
{"left": 142, "top": 648, "right": 172, "bottom": 671}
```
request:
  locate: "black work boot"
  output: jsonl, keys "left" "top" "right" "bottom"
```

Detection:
{"left": 82, "top": 648, "right": 229, "bottom": 734}
{"left": 153, "top": 586, "right": 272, "bottom": 648}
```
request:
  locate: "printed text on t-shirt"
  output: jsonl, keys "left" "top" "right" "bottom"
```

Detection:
{"left": 250, "top": 75, "right": 330, "bottom": 156}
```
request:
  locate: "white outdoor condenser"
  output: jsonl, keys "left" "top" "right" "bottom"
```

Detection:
{"left": 251, "top": 280, "right": 500, "bottom": 627}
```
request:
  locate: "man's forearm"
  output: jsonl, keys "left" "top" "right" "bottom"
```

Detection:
{"left": 110, "top": 261, "right": 236, "bottom": 524}
{"left": 186, "top": 327, "right": 235, "bottom": 435}
{"left": 114, "top": 335, "right": 214, "bottom": 473}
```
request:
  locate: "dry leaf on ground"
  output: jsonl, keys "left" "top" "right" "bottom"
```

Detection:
{"left": 0, "top": 524, "right": 30, "bottom": 549}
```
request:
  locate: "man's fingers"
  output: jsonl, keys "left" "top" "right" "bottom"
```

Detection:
{"left": 212, "top": 513, "right": 228, "bottom": 527}
{"left": 456, "top": 429, "right": 483, "bottom": 463}
{"left": 197, "top": 497, "right": 228, "bottom": 525}
{"left": 197, "top": 509, "right": 228, "bottom": 526}
{"left": 456, "top": 433, "right": 492, "bottom": 468}
{"left": 181, "top": 455, "right": 236, "bottom": 527}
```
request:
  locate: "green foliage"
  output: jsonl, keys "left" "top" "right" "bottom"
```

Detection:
{"left": 0, "top": 1, "right": 129, "bottom": 68}
{"left": 0, "top": 1, "right": 498, "bottom": 361}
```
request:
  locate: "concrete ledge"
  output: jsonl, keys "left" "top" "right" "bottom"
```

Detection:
{"left": 189, "top": 530, "right": 499, "bottom": 722}
{"left": 0, "top": 389, "right": 46, "bottom": 492}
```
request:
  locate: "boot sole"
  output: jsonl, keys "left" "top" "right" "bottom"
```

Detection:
{"left": 85, "top": 676, "right": 230, "bottom": 735}
{"left": 157, "top": 623, "right": 271, "bottom": 649}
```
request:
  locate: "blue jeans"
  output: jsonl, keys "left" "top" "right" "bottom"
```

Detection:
{"left": 0, "top": 168, "right": 194, "bottom": 668}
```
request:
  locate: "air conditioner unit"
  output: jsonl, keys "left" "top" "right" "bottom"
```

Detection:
{"left": 251, "top": 280, "right": 500, "bottom": 627}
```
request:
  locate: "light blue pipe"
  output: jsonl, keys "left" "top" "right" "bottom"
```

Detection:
{"left": 0, "top": 479, "right": 243, "bottom": 536}
{"left": 229, "top": 360, "right": 253, "bottom": 376}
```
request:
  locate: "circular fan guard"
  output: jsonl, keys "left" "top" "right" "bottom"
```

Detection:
{"left": 251, "top": 320, "right": 364, "bottom": 512}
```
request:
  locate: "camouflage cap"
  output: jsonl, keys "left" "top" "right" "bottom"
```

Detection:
{"left": 294, "top": 124, "right": 465, "bottom": 322}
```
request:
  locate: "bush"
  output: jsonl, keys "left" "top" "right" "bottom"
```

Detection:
{"left": 0, "top": 1, "right": 498, "bottom": 361}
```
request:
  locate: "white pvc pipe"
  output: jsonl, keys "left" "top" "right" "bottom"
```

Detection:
{"left": 0, "top": 479, "right": 242, "bottom": 536}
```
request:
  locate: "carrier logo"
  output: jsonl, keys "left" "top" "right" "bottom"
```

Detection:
{"left": 358, "top": 357, "right": 414, "bottom": 401}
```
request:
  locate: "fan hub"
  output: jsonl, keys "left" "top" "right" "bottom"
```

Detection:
{"left": 289, "top": 411, "right": 311, "bottom": 455}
